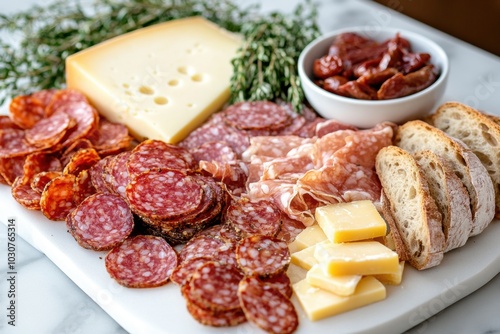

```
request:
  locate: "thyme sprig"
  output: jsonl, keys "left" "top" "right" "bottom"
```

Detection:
{"left": 0, "top": 0, "right": 320, "bottom": 112}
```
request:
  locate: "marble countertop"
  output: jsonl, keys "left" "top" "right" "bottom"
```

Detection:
{"left": 1, "top": 0, "right": 500, "bottom": 333}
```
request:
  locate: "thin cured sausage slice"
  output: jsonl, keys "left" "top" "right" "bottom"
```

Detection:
{"left": 31, "top": 171, "right": 62, "bottom": 194}
{"left": 62, "top": 148, "right": 100, "bottom": 175}
{"left": 0, "top": 156, "right": 26, "bottom": 185}
{"left": 188, "top": 262, "right": 243, "bottom": 312}
{"left": 86, "top": 118, "right": 131, "bottom": 156}
{"left": 12, "top": 177, "right": 41, "bottom": 210}
{"left": 238, "top": 276, "right": 298, "bottom": 334}
{"left": 0, "top": 129, "right": 39, "bottom": 158}
{"left": 191, "top": 141, "right": 237, "bottom": 164}
{"left": 89, "top": 155, "right": 114, "bottom": 193}
{"left": 73, "top": 169, "right": 97, "bottom": 205}
{"left": 170, "top": 257, "right": 211, "bottom": 286}
{"left": 25, "top": 110, "right": 73, "bottom": 148}
{"left": 108, "top": 151, "right": 132, "bottom": 198}
{"left": 252, "top": 273, "right": 293, "bottom": 298}
{"left": 8, "top": 94, "right": 45, "bottom": 129}
{"left": 223, "top": 101, "right": 291, "bottom": 131}
{"left": 225, "top": 198, "right": 282, "bottom": 238}
{"left": 57, "top": 101, "right": 99, "bottom": 146}
{"left": 185, "top": 298, "right": 247, "bottom": 327}
{"left": 45, "top": 89, "right": 88, "bottom": 116}
{"left": 105, "top": 235, "right": 178, "bottom": 288}
{"left": 178, "top": 235, "right": 226, "bottom": 263}
{"left": 126, "top": 169, "right": 203, "bottom": 221}
{"left": 23, "top": 152, "right": 62, "bottom": 181}
{"left": 236, "top": 236, "right": 290, "bottom": 277}
{"left": 67, "top": 193, "right": 133, "bottom": 251}
{"left": 127, "top": 139, "right": 192, "bottom": 179}
{"left": 40, "top": 174, "right": 76, "bottom": 221}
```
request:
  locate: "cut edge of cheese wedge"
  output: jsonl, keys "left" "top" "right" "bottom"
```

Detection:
{"left": 315, "top": 200, "right": 387, "bottom": 243}
{"left": 66, "top": 16, "right": 241, "bottom": 144}
{"left": 373, "top": 261, "right": 405, "bottom": 285}
{"left": 293, "top": 276, "right": 386, "bottom": 321}
{"left": 306, "top": 264, "right": 362, "bottom": 296}
{"left": 314, "top": 241, "right": 399, "bottom": 276}
{"left": 288, "top": 223, "right": 327, "bottom": 253}
{"left": 291, "top": 240, "right": 330, "bottom": 270}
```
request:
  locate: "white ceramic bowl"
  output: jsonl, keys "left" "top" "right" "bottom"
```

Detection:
{"left": 298, "top": 26, "right": 449, "bottom": 128}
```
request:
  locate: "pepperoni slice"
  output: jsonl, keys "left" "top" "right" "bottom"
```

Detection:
{"left": 89, "top": 155, "right": 114, "bottom": 193}
{"left": 105, "top": 235, "right": 178, "bottom": 288}
{"left": 12, "top": 177, "right": 41, "bottom": 210}
{"left": 188, "top": 262, "right": 243, "bottom": 312}
{"left": 73, "top": 169, "right": 96, "bottom": 205}
{"left": 0, "top": 115, "right": 22, "bottom": 130}
{"left": 30, "top": 171, "right": 62, "bottom": 194}
{"left": 223, "top": 101, "right": 291, "bottom": 131}
{"left": 127, "top": 139, "right": 192, "bottom": 178}
{"left": 62, "top": 148, "right": 100, "bottom": 175}
{"left": 23, "top": 152, "right": 62, "bottom": 181}
{"left": 225, "top": 199, "right": 282, "bottom": 238}
{"left": 126, "top": 169, "right": 203, "bottom": 221}
{"left": 238, "top": 276, "right": 298, "bottom": 334}
{"left": 236, "top": 236, "right": 290, "bottom": 277}
{"left": 31, "top": 89, "right": 58, "bottom": 110}
{"left": 40, "top": 174, "right": 76, "bottom": 221}
{"left": 25, "top": 110, "right": 73, "bottom": 148}
{"left": 45, "top": 89, "right": 88, "bottom": 116}
{"left": 60, "top": 138, "right": 93, "bottom": 166}
{"left": 0, "top": 155, "right": 26, "bottom": 185}
{"left": 8, "top": 94, "right": 45, "bottom": 129}
{"left": 87, "top": 118, "right": 131, "bottom": 156}
{"left": 67, "top": 193, "right": 133, "bottom": 251}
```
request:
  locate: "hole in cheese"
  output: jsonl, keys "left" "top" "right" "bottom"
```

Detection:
{"left": 191, "top": 73, "right": 205, "bottom": 82}
{"left": 154, "top": 96, "right": 169, "bottom": 105}
{"left": 168, "top": 79, "right": 179, "bottom": 87}
{"left": 177, "top": 66, "right": 194, "bottom": 75}
{"left": 139, "top": 85, "right": 154, "bottom": 95}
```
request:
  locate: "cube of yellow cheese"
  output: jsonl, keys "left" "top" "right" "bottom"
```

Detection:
{"left": 314, "top": 241, "right": 399, "bottom": 276}
{"left": 293, "top": 276, "right": 386, "bottom": 321}
{"left": 291, "top": 240, "right": 330, "bottom": 270}
{"left": 374, "top": 261, "right": 405, "bottom": 285}
{"left": 66, "top": 17, "right": 241, "bottom": 143}
{"left": 306, "top": 264, "right": 362, "bottom": 296}
{"left": 288, "top": 223, "right": 327, "bottom": 253}
{"left": 315, "top": 200, "right": 387, "bottom": 243}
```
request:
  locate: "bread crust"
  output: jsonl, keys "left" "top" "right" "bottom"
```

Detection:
{"left": 375, "top": 146, "right": 445, "bottom": 270}
{"left": 395, "top": 120, "right": 495, "bottom": 236}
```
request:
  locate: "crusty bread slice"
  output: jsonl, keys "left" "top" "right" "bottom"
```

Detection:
{"left": 429, "top": 102, "right": 500, "bottom": 218}
{"left": 395, "top": 120, "right": 495, "bottom": 236}
{"left": 380, "top": 190, "right": 410, "bottom": 262}
{"left": 413, "top": 150, "right": 473, "bottom": 251}
{"left": 375, "top": 146, "right": 445, "bottom": 270}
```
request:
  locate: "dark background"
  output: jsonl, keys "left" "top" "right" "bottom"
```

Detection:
{"left": 374, "top": 0, "right": 500, "bottom": 57}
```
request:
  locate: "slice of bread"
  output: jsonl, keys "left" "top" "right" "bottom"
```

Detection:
{"left": 395, "top": 120, "right": 495, "bottom": 236}
{"left": 375, "top": 146, "right": 445, "bottom": 270}
{"left": 380, "top": 190, "right": 410, "bottom": 262}
{"left": 429, "top": 102, "right": 500, "bottom": 218}
{"left": 413, "top": 150, "right": 473, "bottom": 251}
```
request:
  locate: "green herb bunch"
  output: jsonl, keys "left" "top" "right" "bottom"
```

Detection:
{"left": 0, "top": 0, "right": 320, "bottom": 111}
{"left": 230, "top": 0, "right": 320, "bottom": 112}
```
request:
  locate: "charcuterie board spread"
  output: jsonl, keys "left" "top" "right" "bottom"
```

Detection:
{"left": 1, "top": 1, "right": 500, "bottom": 333}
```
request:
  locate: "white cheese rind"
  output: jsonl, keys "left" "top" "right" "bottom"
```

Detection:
{"left": 66, "top": 17, "right": 241, "bottom": 143}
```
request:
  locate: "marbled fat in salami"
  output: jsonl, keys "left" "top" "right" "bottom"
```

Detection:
{"left": 40, "top": 174, "right": 76, "bottom": 221}
{"left": 236, "top": 235, "right": 290, "bottom": 277}
{"left": 126, "top": 169, "right": 203, "bottom": 220}
{"left": 170, "top": 257, "right": 211, "bottom": 286}
{"left": 67, "top": 193, "right": 133, "bottom": 251}
{"left": 238, "top": 276, "right": 298, "bottom": 334}
{"left": 222, "top": 101, "right": 291, "bottom": 131}
{"left": 105, "top": 235, "right": 178, "bottom": 288}
{"left": 25, "top": 110, "right": 73, "bottom": 148}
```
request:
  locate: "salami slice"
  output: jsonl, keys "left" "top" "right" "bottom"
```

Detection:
{"left": 73, "top": 169, "right": 96, "bottom": 205}
{"left": 0, "top": 129, "right": 39, "bottom": 158}
{"left": 126, "top": 169, "right": 203, "bottom": 220}
{"left": 0, "top": 155, "right": 26, "bottom": 185}
{"left": 67, "top": 193, "right": 133, "bottom": 251}
{"left": 276, "top": 216, "right": 305, "bottom": 244}
{"left": 23, "top": 152, "right": 62, "bottom": 180}
{"left": 45, "top": 89, "right": 88, "bottom": 116}
{"left": 108, "top": 151, "right": 132, "bottom": 198}
{"left": 40, "top": 174, "right": 76, "bottom": 221}
{"left": 188, "top": 261, "right": 243, "bottom": 312}
{"left": 25, "top": 110, "right": 73, "bottom": 148}
{"left": 8, "top": 94, "right": 45, "bottom": 129}
{"left": 236, "top": 236, "right": 290, "bottom": 277}
{"left": 89, "top": 155, "right": 114, "bottom": 193}
{"left": 252, "top": 273, "right": 293, "bottom": 298}
{"left": 223, "top": 101, "right": 291, "bottom": 131}
{"left": 105, "top": 235, "right": 178, "bottom": 288}
{"left": 31, "top": 89, "right": 58, "bottom": 110}
{"left": 178, "top": 235, "right": 226, "bottom": 263}
{"left": 62, "top": 148, "right": 100, "bottom": 175}
{"left": 12, "top": 177, "right": 41, "bottom": 210}
{"left": 170, "top": 257, "right": 211, "bottom": 286}
{"left": 0, "top": 115, "right": 22, "bottom": 130}
{"left": 60, "top": 138, "right": 93, "bottom": 166}
{"left": 86, "top": 118, "right": 131, "bottom": 156}
{"left": 238, "top": 276, "right": 298, "bottom": 334}
{"left": 127, "top": 140, "right": 192, "bottom": 179}
{"left": 185, "top": 297, "right": 247, "bottom": 327}
{"left": 191, "top": 141, "right": 237, "bottom": 164}
{"left": 57, "top": 101, "right": 99, "bottom": 146}
{"left": 225, "top": 198, "right": 282, "bottom": 238}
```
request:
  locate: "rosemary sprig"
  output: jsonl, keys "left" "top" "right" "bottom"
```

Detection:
{"left": 229, "top": 1, "right": 320, "bottom": 112}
